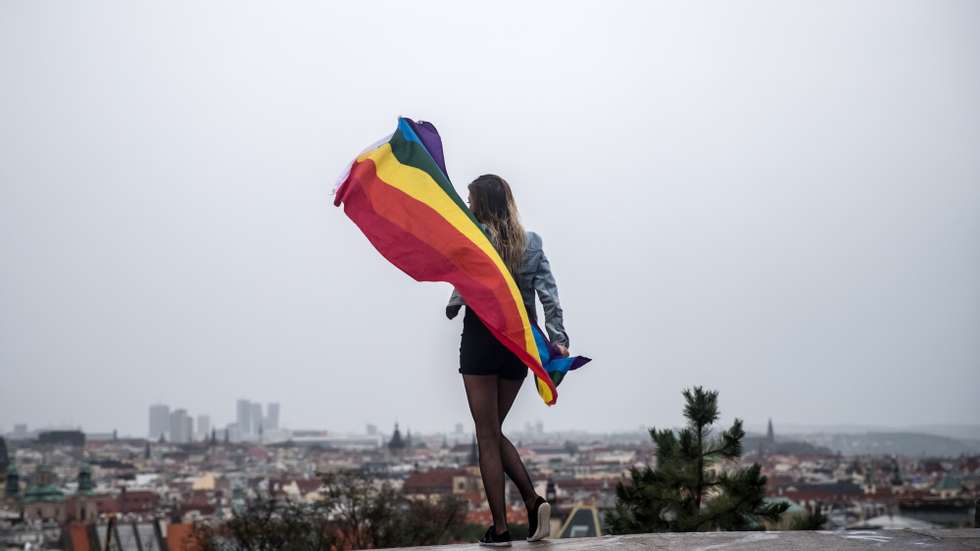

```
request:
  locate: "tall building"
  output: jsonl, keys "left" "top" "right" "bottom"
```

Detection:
{"left": 266, "top": 403, "right": 280, "bottom": 430}
{"left": 196, "top": 415, "right": 211, "bottom": 441}
{"left": 148, "top": 404, "right": 170, "bottom": 440}
{"left": 236, "top": 399, "right": 252, "bottom": 437}
{"left": 169, "top": 409, "right": 192, "bottom": 444}
{"left": 12, "top": 425, "right": 28, "bottom": 440}
{"left": 250, "top": 402, "right": 263, "bottom": 435}
{"left": 226, "top": 423, "right": 240, "bottom": 443}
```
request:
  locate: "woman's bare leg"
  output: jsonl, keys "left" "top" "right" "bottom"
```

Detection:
{"left": 463, "top": 374, "right": 508, "bottom": 533}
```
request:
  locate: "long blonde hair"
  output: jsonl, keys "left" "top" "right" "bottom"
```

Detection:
{"left": 467, "top": 174, "right": 526, "bottom": 278}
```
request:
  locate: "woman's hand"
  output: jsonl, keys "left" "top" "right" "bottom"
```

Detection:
{"left": 554, "top": 343, "right": 570, "bottom": 357}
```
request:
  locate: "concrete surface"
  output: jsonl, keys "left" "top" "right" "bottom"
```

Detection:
{"left": 399, "top": 529, "right": 980, "bottom": 550}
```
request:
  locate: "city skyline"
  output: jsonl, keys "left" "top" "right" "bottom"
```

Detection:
{"left": 4, "top": 404, "right": 980, "bottom": 444}
{"left": 134, "top": 399, "right": 285, "bottom": 443}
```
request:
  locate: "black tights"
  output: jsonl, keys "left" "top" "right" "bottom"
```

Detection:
{"left": 463, "top": 374, "right": 539, "bottom": 534}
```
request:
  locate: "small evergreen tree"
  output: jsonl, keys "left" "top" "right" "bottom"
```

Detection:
{"left": 606, "top": 387, "right": 788, "bottom": 533}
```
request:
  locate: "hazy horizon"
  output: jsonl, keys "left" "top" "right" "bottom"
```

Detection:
{"left": 2, "top": 1, "right": 979, "bottom": 437}
{"left": 6, "top": 416, "right": 980, "bottom": 441}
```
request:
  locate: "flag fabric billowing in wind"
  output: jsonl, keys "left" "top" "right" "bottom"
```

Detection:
{"left": 333, "top": 117, "right": 586, "bottom": 406}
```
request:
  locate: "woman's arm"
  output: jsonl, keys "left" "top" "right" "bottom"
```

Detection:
{"left": 532, "top": 239, "right": 570, "bottom": 348}
{"left": 446, "top": 288, "right": 464, "bottom": 319}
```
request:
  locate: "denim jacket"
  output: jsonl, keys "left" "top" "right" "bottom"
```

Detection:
{"left": 445, "top": 231, "right": 569, "bottom": 347}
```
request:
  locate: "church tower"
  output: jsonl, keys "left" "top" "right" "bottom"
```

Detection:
{"left": 467, "top": 436, "right": 478, "bottom": 466}
{"left": 388, "top": 423, "right": 406, "bottom": 452}
{"left": 77, "top": 464, "right": 94, "bottom": 494}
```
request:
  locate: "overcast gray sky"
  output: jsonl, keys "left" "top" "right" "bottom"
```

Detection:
{"left": 2, "top": 1, "right": 978, "bottom": 438}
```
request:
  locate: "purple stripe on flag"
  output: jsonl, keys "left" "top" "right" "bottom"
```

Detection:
{"left": 569, "top": 356, "right": 591, "bottom": 371}
{"left": 408, "top": 119, "right": 448, "bottom": 177}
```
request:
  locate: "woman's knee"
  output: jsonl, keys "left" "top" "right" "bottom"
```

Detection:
{"left": 474, "top": 424, "right": 502, "bottom": 444}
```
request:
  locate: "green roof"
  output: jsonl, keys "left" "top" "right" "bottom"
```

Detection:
{"left": 936, "top": 476, "right": 962, "bottom": 490}
{"left": 23, "top": 484, "right": 65, "bottom": 502}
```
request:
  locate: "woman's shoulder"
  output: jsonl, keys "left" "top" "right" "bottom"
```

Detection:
{"left": 525, "top": 230, "right": 543, "bottom": 250}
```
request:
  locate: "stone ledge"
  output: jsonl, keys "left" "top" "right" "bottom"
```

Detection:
{"left": 398, "top": 529, "right": 980, "bottom": 550}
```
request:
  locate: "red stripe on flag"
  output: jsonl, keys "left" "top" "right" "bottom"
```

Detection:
{"left": 346, "top": 159, "right": 523, "bottom": 335}
{"left": 338, "top": 159, "right": 557, "bottom": 402}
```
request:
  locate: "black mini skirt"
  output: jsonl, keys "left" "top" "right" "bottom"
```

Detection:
{"left": 459, "top": 306, "right": 528, "bottom": 380}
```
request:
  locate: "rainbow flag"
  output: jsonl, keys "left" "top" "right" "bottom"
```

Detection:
{"left": 334, "top": 117, "right": 562, "bottom": 405}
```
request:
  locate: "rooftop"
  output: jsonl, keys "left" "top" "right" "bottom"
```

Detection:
{"left": 394, "top": 529, "right": 980, "bottom": 550}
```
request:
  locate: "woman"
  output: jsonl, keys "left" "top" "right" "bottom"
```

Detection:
{"left": 446, "top": 174, "right": 570, "bottom": 547}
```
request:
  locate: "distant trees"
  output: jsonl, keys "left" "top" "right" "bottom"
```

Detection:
{"left": 319, "top": 470, "right": 468, "bottom": 549}
{"left": 605, "top": 386, "right": 789, "bottom": 533}
{"left": 192, "top": 470, "right": 468, "bottom": 550}
{"left": 192, "top": 498, "right": 335, "bottom": 551}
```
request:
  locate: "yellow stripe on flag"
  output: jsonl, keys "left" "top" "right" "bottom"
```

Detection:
{"left": 359, "top": 144, "right": 543, "bottom": 374}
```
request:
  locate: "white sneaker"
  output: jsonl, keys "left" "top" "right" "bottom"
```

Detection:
{"left": 526, "top": 497, "right": 551, "bottom": 542}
